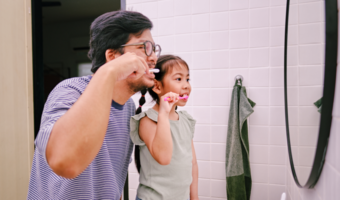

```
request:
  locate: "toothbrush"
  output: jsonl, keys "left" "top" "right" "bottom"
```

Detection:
{"left": 149, "top": 69, "right": 160, "bottom": 73}
{"left": 164, "top": 96, "right": 189, "bottom": 101}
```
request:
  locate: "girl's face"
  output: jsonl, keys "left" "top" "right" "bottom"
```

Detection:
{"left": 158, "top": 64, "right": 191, "bottom": 107}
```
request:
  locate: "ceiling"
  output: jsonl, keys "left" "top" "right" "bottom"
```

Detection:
{"left": 42, "top": 0, "right": 121, "bottom": 24}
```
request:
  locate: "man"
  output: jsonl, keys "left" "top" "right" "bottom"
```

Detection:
{"left": 27, "top": 10, "right": 160, "bottom": 199}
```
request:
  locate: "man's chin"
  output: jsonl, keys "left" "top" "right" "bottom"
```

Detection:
{"left": 128, "top": 78, "right": 154, "bottom": 93}
{"left": 141, "top": 76, "right": 155, "bottom": 89}
{"left": 145, "top": 80, "right": 155, "bottom": 89}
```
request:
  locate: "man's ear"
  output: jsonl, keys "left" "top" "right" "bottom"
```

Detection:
{"left": 152, "top": 80, "right": 162, "bottom": 94}
{"left": 105, "top": 49, "right": 121, "bottom": 62}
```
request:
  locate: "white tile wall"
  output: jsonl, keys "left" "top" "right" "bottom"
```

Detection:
{"left": 175, "top": 34, "right": 192, "bottom": 52}
{"left": 250, "top": 8, "right": 269, "bottom": 28}
{"left": 198, "top": 161, "right": 211, "bottom": 178}
{"left": 250, "top": 28, "right": 270, "bottom": 48}
{"left": 157, "top": 18, "right": 174, "bottom": 36}
{"left": 126, "top": 0, "right": 338, "bottom": 199}
{"left": 211, "top": 88, "right": 229, "bottom": 106}
{"left": 192, "top": 0, "right": 210, "bottom": 14}
{"left": 249, "top": 48, "right": 269, "bottom": 67}
{"left": 211, "top": 162, "right": 225, "bottom": 179}
{"left": 158, "top": 0, "right": 174, "bottom": 18}
{"left": 299, "top": 23, "right": 322, "bottom": 44}
{"left": 230, "top": 49, "right": 249, "bottom": 68}
{"left": 248, "top": 88, "right": 270, "bottom": 106}
{"left": 229, "top": 0, "right": 249, "bottom": 11}
{"left": 210, "top": 50, "right": 229, "bottom": 69}
{"left": 174, "top": 15, "right": 192, "bottom": 34}
{"left": 210, "top": 69, "right": 228, "bottom": 87}
{"left": 271, "top": 27, "right": 285, "bottom": 47}
{"left": 174, "top": 0, "right": 191, "bottom": 16}
{"left": 230, "top": 30, "right": 249, "bottom": 48}
{"left": 270, "top": 6, "right": 286, "bottom": 26}
{"left": 211, "top": 180, "right": 227, "bottom": 198}
{"left": 250, "top": 0, "right": 269, "bottom": 8}
{"left": 251, "top": 183, "right": 268, "bottom": 200}
{"left": 210, "top": 12, "right": 229, "bottom": 31}
{"left": 210, "top": 0, "right": 229, "bottom": 12}
{"left": 193, "top": 14, "right": 210, "bottom": 32}
{"left": 298, "top": 2, "right": 322, "bottom": 24}
{"left": 211, "top": 125, "right": 227, "bottom": 143}
{"left": 211, "top": 31, "right": 229, "bottom": 50}
{"left": 192, "top": 32, "right": 210, "bottom": 51}
{"left": 299, "top": 44, "right": 323, "bottom": 65}
{"left": 230, "top": 10, "right": 249, "bottom": 30}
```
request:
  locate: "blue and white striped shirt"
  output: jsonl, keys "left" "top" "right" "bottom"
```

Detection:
{"left": 27, "top": 75, "right": 135, "bottom": 199}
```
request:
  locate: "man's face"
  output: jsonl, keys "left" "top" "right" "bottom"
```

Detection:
{"left": 122, "top": 29, "right": 158, "bottom": 93}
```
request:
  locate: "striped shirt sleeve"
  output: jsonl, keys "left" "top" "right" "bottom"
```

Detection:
{"left": 35, "top": 85, "right": 82, "bottom": 163}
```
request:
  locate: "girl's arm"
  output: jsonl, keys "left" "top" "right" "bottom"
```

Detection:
{"left": 139, "top": 92, "right": 179, "bottom": 165}
{"left": 139, "top": 112, "right": 172, "bottom": 165}
{"left": 190, "top": 141, "right": 199, "bottom": 200}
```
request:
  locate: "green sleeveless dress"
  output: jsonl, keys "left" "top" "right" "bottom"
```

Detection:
{"left": 130, "top": 108, "right": 196, "bottom": 200}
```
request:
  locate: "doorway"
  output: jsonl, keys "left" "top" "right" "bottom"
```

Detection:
{"left": 32, "top": 0, "right": 122, "bottom": 138}
{"left": 31, "top": 1, "right": 130, "bottom": 199}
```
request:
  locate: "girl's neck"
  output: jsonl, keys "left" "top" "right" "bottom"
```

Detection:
{"left": 152, "top": 103, "right": 179, "bottom": 121}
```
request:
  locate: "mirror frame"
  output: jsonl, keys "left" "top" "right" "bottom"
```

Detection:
{"left": 284, "top": 0, "right": 338, "bottom": 188}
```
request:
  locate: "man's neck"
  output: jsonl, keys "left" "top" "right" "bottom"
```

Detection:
{"left": 112, "top": 80, "right": 134, "bottom": 105}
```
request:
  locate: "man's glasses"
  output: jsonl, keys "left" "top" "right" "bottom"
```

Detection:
{"left": 121, "top": 40, "right": 161, "bottom": 58}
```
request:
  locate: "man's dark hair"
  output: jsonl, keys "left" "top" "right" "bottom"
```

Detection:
{"left": 88, "top": 10, "right": 153, "bottom": 73}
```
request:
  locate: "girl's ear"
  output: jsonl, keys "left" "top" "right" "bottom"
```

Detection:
{"left": 152, "top": 80, "right": 162, "bottom": 94}
{"left": 105, "top": 49, "right": 121, "bottom": 62}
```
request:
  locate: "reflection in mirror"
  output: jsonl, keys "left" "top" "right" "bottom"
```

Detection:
{"left": 287, "top": 0, "right": 325, "bottom": 185}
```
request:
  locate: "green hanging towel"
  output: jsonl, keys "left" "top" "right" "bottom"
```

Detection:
{"left": 225, "top": 80, "right": 256, "bottom": 200}
{"left": 314, "top": 97, "right": 322, "bottom": 113}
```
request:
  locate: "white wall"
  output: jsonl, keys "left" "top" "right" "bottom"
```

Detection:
{"left": 127, "top": 0, "right": 339, "bottom": 199}
{"left": 0, "top": 0, "right": 34, "bottom": 199}
{"left": 286, "top": 0, "right": 340, "bottom": 199}
{"left": 127, "top": 0, "right": 290, "bottom": 199}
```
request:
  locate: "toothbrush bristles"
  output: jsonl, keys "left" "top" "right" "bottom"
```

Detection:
{"left": 149, "top": 69, "right": 160, "bottom": 73}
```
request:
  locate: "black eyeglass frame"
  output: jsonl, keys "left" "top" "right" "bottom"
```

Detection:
{"left": 121, "top": 40, "right": 161, "bottom": 57}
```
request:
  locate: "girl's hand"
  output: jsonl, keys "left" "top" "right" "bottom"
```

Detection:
{"left": 159, "top": 92, "right": 179, "bottom": 114}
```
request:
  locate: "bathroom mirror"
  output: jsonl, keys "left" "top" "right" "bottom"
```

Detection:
{"left": 284, "top": 0, "right": 338, "bottom": 188}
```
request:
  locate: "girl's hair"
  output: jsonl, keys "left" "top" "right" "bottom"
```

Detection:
{"left": 134, "top": 55, "right": 189, "bottom": 173}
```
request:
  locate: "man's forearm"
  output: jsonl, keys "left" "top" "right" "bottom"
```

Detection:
{"left": 46, "top": 65, "right": 117, "bottom": 179}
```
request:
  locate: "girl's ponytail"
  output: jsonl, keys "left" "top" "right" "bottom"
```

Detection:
{"left": 134, "top": 88, "right": 147, "bottom": 173}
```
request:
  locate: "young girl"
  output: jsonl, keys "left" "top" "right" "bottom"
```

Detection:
{"left": 130, "top": 55, "right": 199, "bottom": 200}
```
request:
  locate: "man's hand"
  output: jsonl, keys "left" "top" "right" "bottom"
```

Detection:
{"left": 47, "top": 53, "right": 151, "bottom": 179}
{"left": 103, "top": 52, "right": 150, "bottom": 81}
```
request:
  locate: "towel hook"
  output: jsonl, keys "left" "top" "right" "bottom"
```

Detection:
{"left": 234, "top": 75, "right": 244, "bottom": 83}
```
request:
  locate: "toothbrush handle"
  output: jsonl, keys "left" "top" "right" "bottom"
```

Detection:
{"left": 164, "top": 96, "right": 185, "bottom": 101}
{"left": 164, "top": 97, "right": 171, "bottom": 101}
